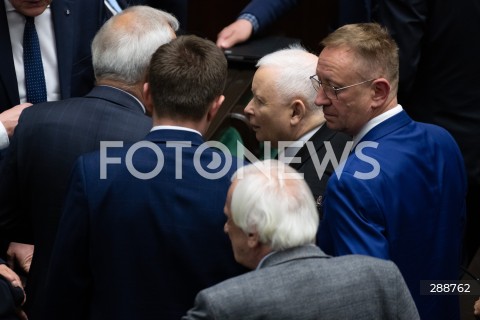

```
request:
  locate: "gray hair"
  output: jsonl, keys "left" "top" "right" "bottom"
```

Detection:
{"left": 230, "top": 160, "right": 319, "bottom": 251}
{"left": 92, "top": 5, "right": 179, "bottom": 85}
{"left": 256, "top": 45, "right": 320, "bottom": 111}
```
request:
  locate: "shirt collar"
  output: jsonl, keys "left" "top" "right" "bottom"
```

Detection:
{"left": 256, "top": 251, "right": 277, "bottom": 270}
{"left": 4, "top": 0, "right": 15, "bottom": 12}
{"left": 98, "top": 85, "right": 146, "bottom": 114}
{"left": 277, "top": 124, "right": 323, "bottom": 160}
{"left": 352, "top": 104, "right": 403, "bottom": 148}
{"left": 151, "top": 125, "right": 202, "bottom": 137}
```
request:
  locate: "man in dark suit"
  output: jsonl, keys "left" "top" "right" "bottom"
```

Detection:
{"left": 183, "top": 160, "right": 419, "bottom": 320}
{"left": 0, "top": 0, "right": 108, "bottom": 149}
{"left": 314, "top": 23, "right": 466, "bottom": 320}
{"left": 376, "top": 0, "right": 480, "bottom": 266}
{"left": 0, "top": 6, "right": 179, "bottom": 318}
{"left": 243, "top": 45, "right": 350, "bottom": 211}
{"left": 43, "top": 35, "right": 246, "bottom": 320}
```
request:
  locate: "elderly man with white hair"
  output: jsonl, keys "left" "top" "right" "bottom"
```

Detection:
{"left": 183, "top": 159, "right": 419, "bottom": 320}
{"left": 243, "top": 46, "right": 350, "bottom": 211}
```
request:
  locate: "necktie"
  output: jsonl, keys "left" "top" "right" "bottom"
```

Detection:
{"left": 23, "top": 16, "right": 47, "bottom": 104}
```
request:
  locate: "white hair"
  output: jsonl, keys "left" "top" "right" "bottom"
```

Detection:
{"left": 92, "top": 5, "right": 179, "bottom": 85}
{"left": 256, "top": 45, "right": 320, "bottom": 111}
{"left": 230, "top": 160, "right": 319, "bottom": 251}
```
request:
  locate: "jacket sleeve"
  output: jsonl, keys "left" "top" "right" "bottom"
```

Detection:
{"left": 182, "top": 290, "right": 217, "bottom": 320}
{"left": 240, "top": 0, "right": 301, "bottom": 31}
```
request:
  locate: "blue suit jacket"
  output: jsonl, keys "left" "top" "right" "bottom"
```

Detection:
{"left": 44, "top": 129, "right": 246, "bottom": 320}
{"left": 240, "top": 0, "right": 299, "bottom": 31}
{"left": 317, "top": 110, "right": 467, "bottom": 320}
{"left": 0, "top": 86, "right": 152, "bottom": 318}
{"left": 241, "top": 0, "right": 375, "bottom": 31}
{"left": 0, "top": 0, "right": 106, "bottom": 111}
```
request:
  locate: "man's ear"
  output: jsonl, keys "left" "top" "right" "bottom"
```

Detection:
{"left": 143, "top": 82, "right": 154, "bottom": 116}
{"left": 290, "top": 99, "right": 306, "bottom": 126}
{"left": 207, "top": 95, "right": 225, "bottom": 122}
{"left": 371, "top": 78, "right": 391, "bottom": 107}
{"left": 247, "top": 232, "right": 260, "bottom": 249}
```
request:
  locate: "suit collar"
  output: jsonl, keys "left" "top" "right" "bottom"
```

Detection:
{"left": 51, "top": 0, "right": 75, "bottom": 99}
{"left": 358, "top": 110, "right": 412, "bottom": 144}
{"left": 145, "top": 129, "right": 205, "bottom": 146}
{"left": 84, "top": 85, "right": 146, "bottom": 115}
{"left": 259, "top": 245, "right": 330, "bottom": 269}
{"left": 0, "top": 0, "right": 20, "bottom": 108}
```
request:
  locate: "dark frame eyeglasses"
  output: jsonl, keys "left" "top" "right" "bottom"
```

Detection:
{"left": 309, "top": 75, "right": 376, "bottom": 100}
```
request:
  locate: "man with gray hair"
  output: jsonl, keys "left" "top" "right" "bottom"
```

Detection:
{"left": 243, "top": 46, "right": 350, "bottom": 211}
{"left": 0, "top": 6, "right": 178, "bottom": 318}
{"left": 183, "top": 159, "right": 419, "bottom": 320}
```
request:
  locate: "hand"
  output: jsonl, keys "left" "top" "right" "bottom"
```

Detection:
{"left": 7, "top": 242, "right": 34, "bottom": 274}
{"left": 216, "top": 19, "right": 253, "bottom": 49}
{"left": 475, "top": 297, "right": 480, "bottom": 316}
{"left": 0, "top": 103, "right": 32, "bottom": 137}
{"left": 0, "top": 263, "right": 26, "bottom": 307}
{"left": 0, "top": 263, "right": 23, "bottom": 289}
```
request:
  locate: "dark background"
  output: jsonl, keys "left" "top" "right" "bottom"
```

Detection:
{"left": 187, "top": 0, "right": 337, "bottom": 54}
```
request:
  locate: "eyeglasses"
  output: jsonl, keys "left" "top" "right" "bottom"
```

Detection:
{"left": 309, "top": 75, "right": 376, "bottom": 100}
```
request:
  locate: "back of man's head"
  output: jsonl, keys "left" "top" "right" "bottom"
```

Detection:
{"left": 147, "top": 35, "right": 228, "bottom": 121}
{"left": 231, "top": 160, "right": 319, "bottom": 251}
{"left": 92, "top": 6, "right": 179, "bottom": 86}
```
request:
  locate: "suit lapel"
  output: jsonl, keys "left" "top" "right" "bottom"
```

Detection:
{"left": 289, "top": 125, "right": 336, "bottom": 171}
{"left": 84, "top": 86, "right": 147, "bottom": 115}
{"left": 0, "top": 1, "right": 20, "bottom": 108}
{"left": 51, "top": 0, "right": 74, "bottom": 99}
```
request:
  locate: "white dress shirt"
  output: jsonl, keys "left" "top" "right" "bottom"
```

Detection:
{"left": 276, "top": 125, "right": 322, "bottom": 165}
{"left": 1, "top": 0, "right": 60, "bottom": 149}
{"left": 352, "top": 104, "right": 403, "bottom": 148}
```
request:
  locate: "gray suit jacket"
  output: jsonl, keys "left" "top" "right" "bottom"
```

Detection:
{"left": 183, "top": 245, "right": 419, "bottom": 320}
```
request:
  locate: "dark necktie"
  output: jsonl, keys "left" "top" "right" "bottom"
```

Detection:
{"left": 23, "top": 16, "right": 47, "bottom": 104}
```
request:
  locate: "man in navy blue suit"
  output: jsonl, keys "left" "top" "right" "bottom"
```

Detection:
{"left": 0, "top": 0, "right": 108, "bottom": 150}
{"left": 314, "top": 23, "right": 466, "bottom": 320}
{"left": 0, "top": 6, "right": 179, "bottom": 319}
{"left": 44, "top": 34, "right": 246, "bottom": 320}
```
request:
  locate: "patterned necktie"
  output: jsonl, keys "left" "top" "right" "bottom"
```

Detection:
{"left": 23, "top": 16, "right": 47, "bottom": 104}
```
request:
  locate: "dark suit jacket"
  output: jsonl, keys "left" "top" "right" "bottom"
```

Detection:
{"left": 43, "top": 129, "right": 246, "bottom": 320}
{"left": 0, "top": 0, "right": 106, "bottom": 111}
{"left": 287, "top": 125, "right": 351, "bottom": 213}
{"left": 377, "top": 0, "right": 480, "bottom": 186}
{"left": 318, "top": 110, "right": 467, "bottom": 320}
{"left": 0, "top": 86, "right": 152, "bottom": 318}
{"left": 184, "top": 245, "right": 419, "bottom": 320}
